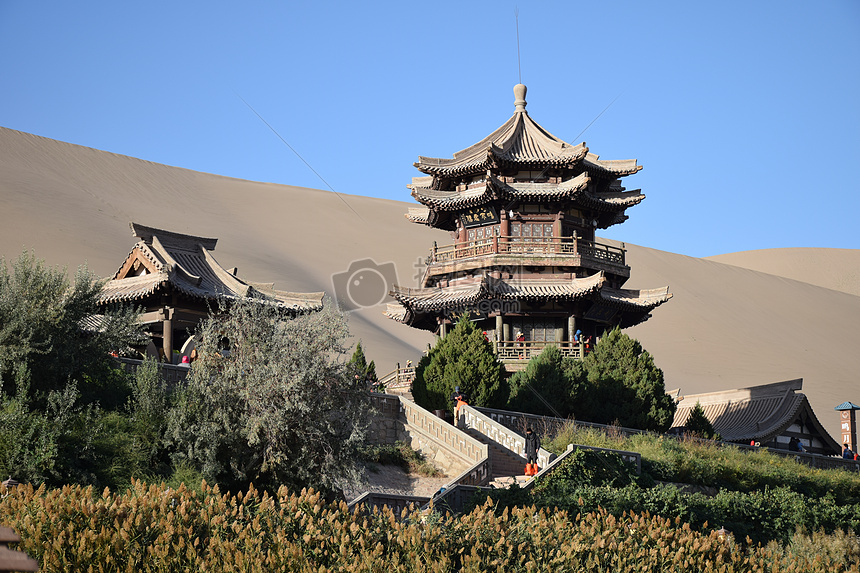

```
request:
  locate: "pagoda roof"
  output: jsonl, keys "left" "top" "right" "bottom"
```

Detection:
{"left": 413, "top": 84, "right": 640, "bottom": 180}
{"left": 385, "top": 273, "right": 671, "bottom": 329}
{"left": 408, "top": 172, "right": 643, "bottom": 215}
{"left": 98, "top": 222, "right": 324, "bottom": 312}
{"left": 389, "top": 273, "right": 604, "bottom": 313}
{"left": 671, "top": 379, "right": 841, "bottom": 455}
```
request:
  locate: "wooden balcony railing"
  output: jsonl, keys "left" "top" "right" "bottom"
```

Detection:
{"left": 495, "top": 340, "right": 586, "bottom": 361}
{"left": 428, "top": 237, "right": 625, "bottom": 267}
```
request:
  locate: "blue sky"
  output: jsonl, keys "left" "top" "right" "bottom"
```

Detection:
{"left": 1, "top": 1, "right": 858, "bottom": 258}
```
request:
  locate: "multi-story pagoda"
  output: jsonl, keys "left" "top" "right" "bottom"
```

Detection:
{"left": 386, "top": 84, "right": 672, "bottom": 369}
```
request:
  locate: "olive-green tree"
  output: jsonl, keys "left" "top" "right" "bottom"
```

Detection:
{"left": 685, "top": 401, "right": 718, "bottom": 439}
{"left": 503, "top": 328, "right": 676, "bottom": 432}
{"left": 166, "top": 298, "right": 368, "bottom": 494}
{"left": 411, "top": 316, "right": 506, "bottom": 412}
{"left": 506, "top": 345, "right": 583, "bottom": 418}
{"left": 347, "top": 341, "right": 378, "bottom": 384}
{"left": 0, "top": 250, "right": 142, "bottom": 402}
{"left": 578, "top": 327, "right": 676, "bottom": 432}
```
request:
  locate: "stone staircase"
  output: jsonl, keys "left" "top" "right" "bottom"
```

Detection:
{"left": 462, "top": 426, "right": 527, "bottom": 480}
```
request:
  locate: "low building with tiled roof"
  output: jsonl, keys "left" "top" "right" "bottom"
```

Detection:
{"left": 670, "top": 379, "right": 841, "bottom": 456}
{"left": 387, "top": 84, "right": 671, "bottom": 370}
{"left": 98, "top": 222, "right": 323, "bottom": 363}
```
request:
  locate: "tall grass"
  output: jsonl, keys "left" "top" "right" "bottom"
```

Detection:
{"left": 1, "top": 481, "right": 858, "bottom": 572}
{"left": 547, "top": 421, "right": 860, "bottom": 503}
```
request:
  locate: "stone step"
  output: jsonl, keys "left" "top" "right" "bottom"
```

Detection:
{"left": 489, "top": 475, "right": 532, "bottom": 489}
{"left": 463, "top": 427, "right": 526, "bottom": 479}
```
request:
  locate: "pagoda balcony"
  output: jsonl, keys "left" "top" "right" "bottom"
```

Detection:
{"left": 422, "top": 237, "right": 629, "bottom": 282}
{"left": 494, "top": 340, "right": 586, "bottom": 372}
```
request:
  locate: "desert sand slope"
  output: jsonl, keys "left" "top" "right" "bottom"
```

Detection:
{"left": 2, "top": 126, "right": 858, "bottom": 442}
{"left": 707, "top": 249, "right": 860, "bottom": 297}
{"left": 0, "top": 126, "right": 439, "bottom": 374}
{"left": 624, "top": 244, "right": 860, "bottom": 443}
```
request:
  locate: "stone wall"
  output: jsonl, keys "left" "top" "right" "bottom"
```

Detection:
{"left": 367, "top": 394, "right": 401, "bottom": 445}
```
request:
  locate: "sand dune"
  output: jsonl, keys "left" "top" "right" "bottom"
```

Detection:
{"left": 2, "top": 126, "right": 858, "bottom": 442}
{"left": 707, "top": 249, "right": 860, "bottom": 297}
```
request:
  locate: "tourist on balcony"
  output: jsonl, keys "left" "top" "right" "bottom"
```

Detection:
{"left": 843, "top": 444, "right": 856, "bottom": 459}
{"left": 583, "top": 334, "right": 593, "bottom": 354}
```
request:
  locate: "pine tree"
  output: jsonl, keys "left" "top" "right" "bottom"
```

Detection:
{"left": 685, "top": 401, "right": 717, "bottom": 439}
{"left": 506, "top": 345, "right": 583, "bottom": 418}
{"left": 578, "top": 327, "right": 677, "bottom": 432}
{"left": 347, "top": 341, "right": 377, "bottom": 383}
{"left": 411, "top": 316, "right": 506, "bottom": 412}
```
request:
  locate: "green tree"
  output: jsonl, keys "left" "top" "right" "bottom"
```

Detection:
{"left": 578, "top": 327, "right": 676, "bottom": 432}
{"left": 685, "top": 401, "right": 718, "bottom": 439}
{"left": 411, "top": 316, "right": 506, "bottom": 412}
{"left": 0, "top": 250, "right": 143, "bottom": 401}
{"left": 347, "top": 341, "right": 378, "bottom": 384}
{"left": 506, "top": 345, "right": 583, "bottom": 418}
{"left": 501, "top": 328, "right": 675, "bottom": 432}
{"left": 166, "top": 298, "right": 368, "bottom": 494}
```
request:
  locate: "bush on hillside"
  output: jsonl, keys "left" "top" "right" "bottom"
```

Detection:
{"left": 166, "top": 298, "right": 368, "bottom": 495}
{"left": 0, "top": 250, "right": 143, "bottom": 403}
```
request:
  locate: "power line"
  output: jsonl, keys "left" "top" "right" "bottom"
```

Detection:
{"left": 234, "top": 91, "right": 366, "bottom": 223}
{"left": 571, "top": 89, "right": 626, "bottom": 143}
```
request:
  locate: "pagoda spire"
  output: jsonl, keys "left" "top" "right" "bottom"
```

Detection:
{"left": 514, "top": 83, "right": 527, "bottom": 112}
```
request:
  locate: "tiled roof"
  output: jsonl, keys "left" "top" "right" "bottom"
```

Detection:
{"left": 99, "top": 222, "right": 324, "bottom": 312}
{"left": 671, "top": 379, "right": 841, "bottom": 454}
{"left": 600, "top": 286, "right": 673, "bottom": 310}
{"left": 99, "top": 272, "right": 169, "bottom": 304}
{"left": 490, "top": 273, "right": 604, "bottom": 300}
{"left": 414, "top": 85, "right": 607, "bottom": 179}
{"left": 405, "top": 207, "right": 431, "bottom": 224}
{"left": 389, "top": 273, "right": 605, "bottom": 312}
{"left": 582, "top": 153, "right": 642, "bottom": 176}
{"left": 408, "top": 172, "right": 643, "bottom": 215}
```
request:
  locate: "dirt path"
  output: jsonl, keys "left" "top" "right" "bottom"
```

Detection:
{"left": 344, "top": 463, "right": 452, "bottom": 502}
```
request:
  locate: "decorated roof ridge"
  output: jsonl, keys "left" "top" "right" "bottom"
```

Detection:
{"left": 599, "top": 285, "right": 673, "bottom": 309}
{"left": 675, "top": 378, "right": 804, "bottom": 404}
{"left": 414, "top": 84, "right": 591, "bottom": 177}
{"left": 101, "top": 223, "right": 322, "bottom": 311}
{"left": 388, "top": 273, "right": 607, "bottom": 311}
{"left": 130, "top": 222, "right": 217, "bottom": 251}
{"left": 111, "top": 241, "right": 165, "bottom": 279}
{"left": 582, "top": 153, "right": 641, "bottom": 176}
{"left": 404, "top": 206, "right": 430, "bottom": 224}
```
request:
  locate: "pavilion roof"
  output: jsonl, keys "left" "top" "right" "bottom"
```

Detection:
{"left": 385, "top": 272, "right": 671, "bottom": 330}
{"left": 389, "top": 273, "right": 604, "bottom": 313}
{"left": 408, "top": 172, "right": 643, "bottom": 215}
{"left": 671, "top": 379, "right": 841, "bottom": 455}
{"left": 413, "top": 84, "right": 640, "bottom": 180}
{"left": 98, "top": 222, "right": 324, "bottom": 312}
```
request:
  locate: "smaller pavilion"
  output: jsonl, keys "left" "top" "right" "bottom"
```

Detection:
{"left": 98, "top": 222, "right": 324, "bottom": 363}
{"left": 671, "top": 379, "right": 841, "bottom": 456}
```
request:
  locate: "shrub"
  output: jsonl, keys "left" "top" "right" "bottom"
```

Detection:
{"left": 166, "top": 298, "right": 368, "bottom": 495}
